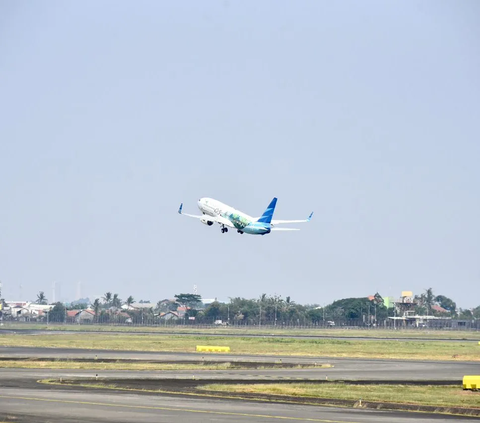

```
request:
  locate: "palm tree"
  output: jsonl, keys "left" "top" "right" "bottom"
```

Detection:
{"left": 112, "top": 293, "right": 122, "bottom": 308}
{"left": 126, "top": 296, "right": 135, "bottom": 308}
{"left": 103, "top": 292, "right": 112, "bottom": 306}
{"left": 92, "top": 299, "right": 101, "bottom": 323}
{"left": 423, "top": 288, "right": 435, "bottom": 315}
{"left": 36, "top": 291, "right": 47, "bottom": 305}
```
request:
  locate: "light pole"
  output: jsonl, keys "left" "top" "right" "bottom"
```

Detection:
{"left": 274, "top": 301, "right": 277, "bottom": 327}
{"left": 259, "top": 302, "right": 262, "bottom": 328}
{"left": 393, "top": 302, "right": 396, "bottom": 330}
{"left": 367, "top": 301, "right": 370, "bottom": 327}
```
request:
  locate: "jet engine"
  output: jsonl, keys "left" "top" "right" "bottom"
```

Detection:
{"left": 201, "top": 217, "right": 214, "bottom": 226}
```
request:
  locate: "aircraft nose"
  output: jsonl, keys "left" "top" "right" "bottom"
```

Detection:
{"left": 198, "top": 198, "right": 204, "bottom": 207}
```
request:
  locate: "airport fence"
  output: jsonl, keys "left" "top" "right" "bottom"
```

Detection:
{"left": 3, "top": 318, "right": 480, "bottom": 331}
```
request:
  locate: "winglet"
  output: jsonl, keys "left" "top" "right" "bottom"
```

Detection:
{"left": 178, "top": 203, "right": 183, "bottom": 214}
{"left": 307, "top": 212, "right": 314, "bottom": 221}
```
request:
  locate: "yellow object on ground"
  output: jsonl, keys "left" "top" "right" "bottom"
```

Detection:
{"left": 463, "top": 375, "right": 480, "bottom": 390}
{"left": 196, "top": 345, "right": 230, "bottom": 353}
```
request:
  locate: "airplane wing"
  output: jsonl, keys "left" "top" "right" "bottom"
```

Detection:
{"left": 178, "top": 203, "right": 235, "bottom": 228}
{"left": 178, "top": 203, "right": 204, "bottom": 219}
{"left": 271, "top": 212, "right": 314, "bottom": 226}
{"left": 212, "top": 215, "right": 236, "bottom": 228}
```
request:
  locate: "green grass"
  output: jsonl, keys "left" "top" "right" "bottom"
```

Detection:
{"left": 3, "top": 322, "right": 480, "bottom": 340}
{"left": 199, "top": 383, "right": 480, "bottom": 409}
{"left": 0, "top": 332, "right": 479, "bottom": 361}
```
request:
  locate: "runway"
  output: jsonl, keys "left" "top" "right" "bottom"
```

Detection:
{"left": 0, "top": 386, "right": 476, "bottom": 422}
{"left": 0, "top": 346, "right": 478, "bottom": 422}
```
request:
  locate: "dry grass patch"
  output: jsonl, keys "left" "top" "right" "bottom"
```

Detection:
{"left": 0, "top": 333, "right": 479, "bottom": 361}
{"left": 3, "top": 322, "right": 480, "bottom": 340}
{"left": 200, "top": 383, "right": 480, "bottom": 409}
{"left": 0, "top": 360, "right": 233, "bottom": 371}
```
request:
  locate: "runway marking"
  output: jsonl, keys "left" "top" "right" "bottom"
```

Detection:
{"left": 0, "top": 394, "right": 360, "bottom": 423}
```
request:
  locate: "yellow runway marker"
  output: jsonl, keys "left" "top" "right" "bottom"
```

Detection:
{"left": 0, "top": 394, "right": 359, "bottom": 423}
{"left": 196, "top": 345, "right": 231, "bottom": 352}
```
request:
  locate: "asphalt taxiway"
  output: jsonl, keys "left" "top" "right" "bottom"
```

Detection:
{"left": 0, "top": 386, "right": 478, "bottom": 423}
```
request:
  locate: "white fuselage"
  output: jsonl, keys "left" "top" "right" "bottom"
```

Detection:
{"left": 198, "top": 198, "right": 254, "bottom": 229}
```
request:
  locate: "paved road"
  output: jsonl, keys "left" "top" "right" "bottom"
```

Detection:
{"left": 0, "top": 346, "right": 477, "bottom": 381}
{"left": 0, "top": 387, "right": 476, "bottom": 423}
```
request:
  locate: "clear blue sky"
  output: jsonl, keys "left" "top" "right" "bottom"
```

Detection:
{"left": 1, "top": 1, "right": 479, "bottom": 308}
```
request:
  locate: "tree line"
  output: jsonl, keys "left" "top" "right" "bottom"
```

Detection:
{"left": 30, "top": 288, "right": 480, "bottom": 325}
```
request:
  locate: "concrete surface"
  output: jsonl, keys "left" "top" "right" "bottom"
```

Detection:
{"left": 0, "top": 387, "right": 477, "bottom": 423}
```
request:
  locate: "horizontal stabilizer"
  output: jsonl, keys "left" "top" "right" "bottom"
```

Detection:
{"left": 271, "top": 211, "right": 313, "bottom": 225}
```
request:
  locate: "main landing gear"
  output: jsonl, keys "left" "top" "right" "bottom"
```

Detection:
{"left": 237, "top": 230, "right": 244, "bottom": 234}
{"left": 221, "top": 226, "right": 229, "bottom": 234}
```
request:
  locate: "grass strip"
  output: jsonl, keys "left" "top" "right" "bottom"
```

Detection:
{"left": 0, "top": 360, "right": 234, "bottom": 371}
{"left": 0, "top": 333, "right": 479, "bottom": 361}
{"left": 199, "top": 382, "right": 480, "bottom": 409}
{"left": 3, "top": 323, "right": 480, "bottom": 340}
{"left": 0, "top": 359, "right": 329, "bottom": 371}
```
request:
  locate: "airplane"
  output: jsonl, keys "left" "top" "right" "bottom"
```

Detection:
{"left": 178, "top": 197, "right": 313, "bottom": 235}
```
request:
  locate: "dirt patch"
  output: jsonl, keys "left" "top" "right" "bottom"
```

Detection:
{"left": 0, "top": 414, "right": 106, "bottom": 423}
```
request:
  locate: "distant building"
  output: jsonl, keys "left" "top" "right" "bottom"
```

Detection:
{"left": 176, "top": 306, "right": 190, "bottom": 317}
{"left": 3, "top": 301, "right": 53, "bottom": 321}
{"left": 388, "top": 291, "right": 450, "bottom": 327}
{"left": 65, "top": 309, "right": 95, "bottom": 323}
{"left": 201, "top": 299, "right": 218, "bottom": 306}
{"left": 158, "top": 311, "right": 180, "bottom": 321}
{"left": 431, "top": 305, "right": 449, "bottom": 314}
{"left": 122, "top": 302, "right": 154, "bottom": 311}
